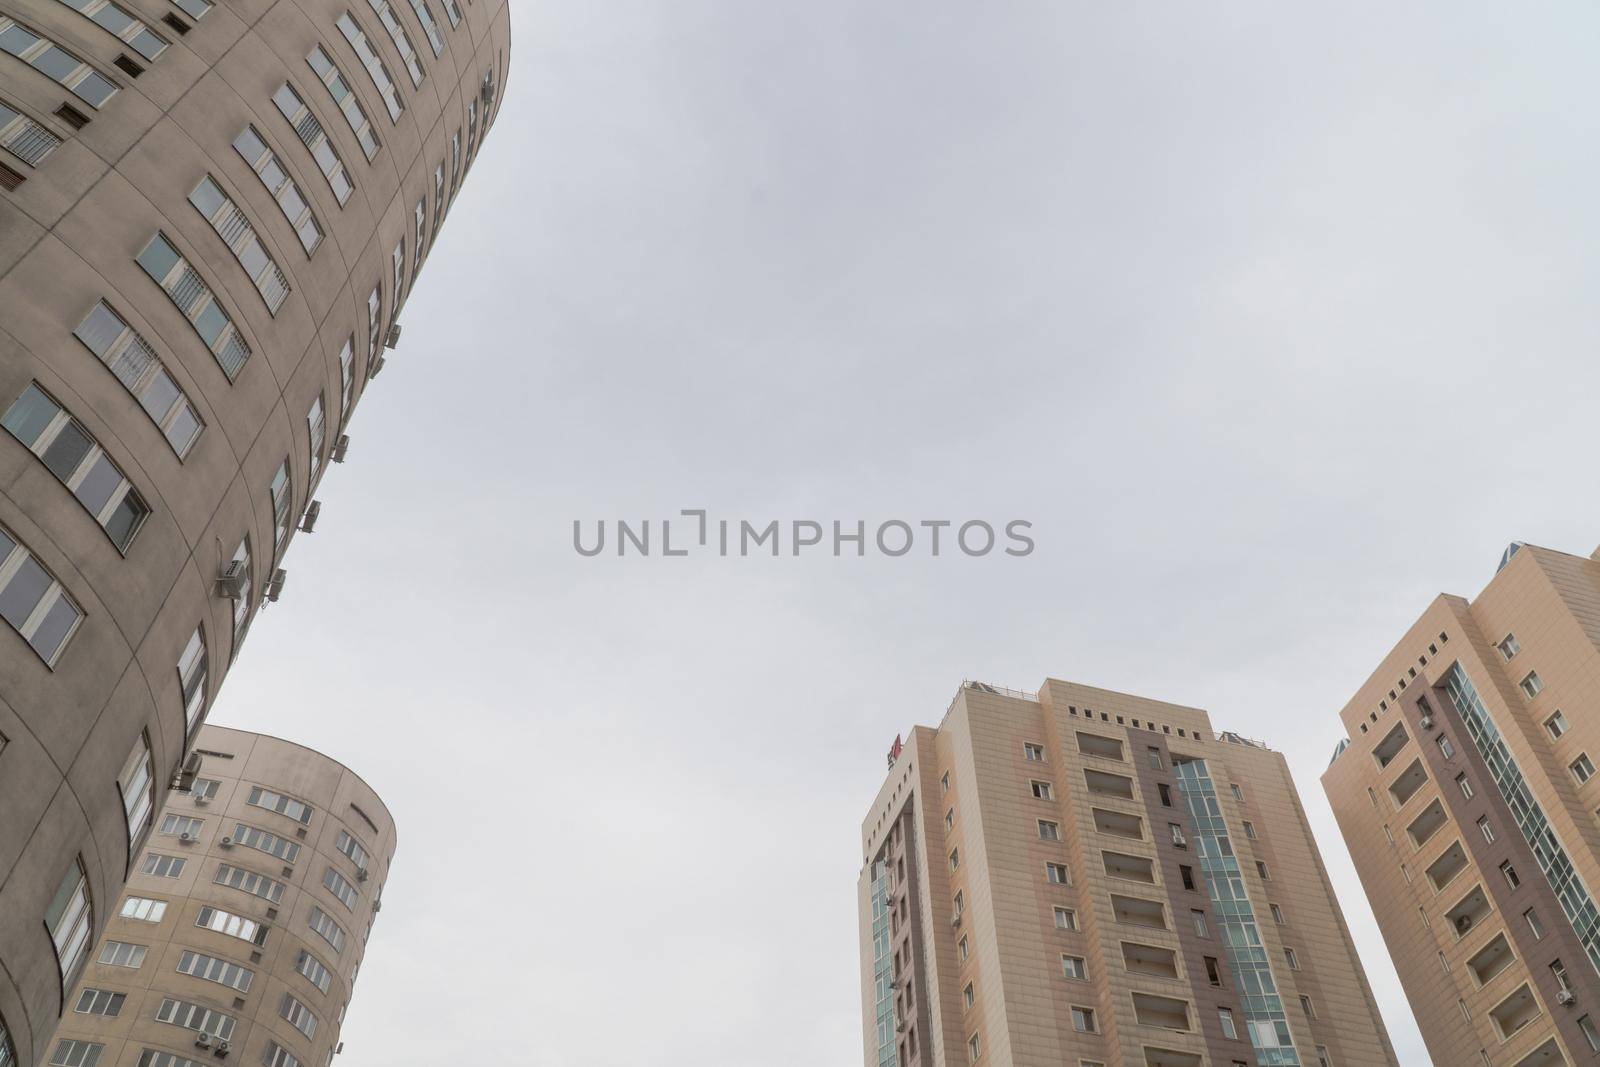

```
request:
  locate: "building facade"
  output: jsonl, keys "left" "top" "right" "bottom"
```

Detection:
{"left": 0, "top": 0, "right": 506, "bottom": 1061}
{"left": 1323, "top": 542, "right": 1600, "bottom": 1067}
{"left": 45, "top": 725, "right": 396, "bottom": 1067}
{"left": 858, "top": 678, "right": 1397, "bottom": 1067}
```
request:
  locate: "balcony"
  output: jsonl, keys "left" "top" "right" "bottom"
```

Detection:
{"left": 1373, "top": 722, "right": 1411, "bottom": 769}
{"left": 1467, "top": 934, "right": 1518, "bottom": 989}
{"left": 1085, "top": 769, "right": 1136, "bottom": 800}
{"left": 1132, "top": 992, "right": 1192, "bottom": 1032}
{"left": 1406, "top": 797, "right": 1449, "bottom": 849}
{"left": 1426, "top": 841, "right": 1469, "bottom": 893}
{"left": 1445, "top": 885, "right": 1493, "bottom": 940}
{"left": 1094, "top": 808, "right": 1145, "bottom": 841}
{"left": 1389, "top": 758, "right": 1430, "bottom": 808}
{"left": 1104, "top": 851, "right": 1157, "bottom": 885}
{"left": 1512, "top": 1039, "right": 1566, "bottom": 1067}
{"left": 1143, "top": 1051, "right": 1203, "bottom": 1067}
{"left": 1112, "top": 894, "right": 1168, "bottom": 930}
{"left": 1122, "top": 942, "right": 1180, "bottom": 980}
{"left": 1490, "top": 984, "right": 1542, "bottom": 1042}
{"left": 1078, "top": 731, "right": 1126, "bottom": 761}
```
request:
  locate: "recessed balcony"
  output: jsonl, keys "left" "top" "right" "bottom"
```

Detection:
{"left": 1467, "top": 934, "right": 1517, "bottom": 989}
{"left": 1426, "top": 840, "right": 1469, "bottom": 893}
{"left": 1078, "top": 731, "right": 1125, "bottom": 761}
{"left": 1143, "top": 1051, "right": 1203, "bottom": 1067}
{"left": 1407, "top": 797, "right": 1449, "bottom": 849}
{"left": 1389, "top": 758, "right": 1430, "bottom": 808}
{"left": 1373, "top": 722, "right": 1411, "bottom": 769}
{"left": 1112, "top": 894, "right": 1168, "bottom": 930}
{"left": 1094, "top": 808, "right": 1145, "bottom": 841}
{"left": 1445, "top": 885, "right": 1492, "bottom": 940}
{"left": 1104, "top": 851, "right": 1157, "bottom": 885}
{"left": 1490, "top": 984, "right": 1542, "bottom": 1042}
{"left": 1122, "top": 941, "right": 1180, "bottom": 980}
{"left": 1132, "top": 992, "right": 1192, "bottom": 1032}
{"left": 1085, "top": 769, "right": 1136, "bottom": 800}
{"left": 1512, "top": 1038, "right": 1566, "bottom": 1067}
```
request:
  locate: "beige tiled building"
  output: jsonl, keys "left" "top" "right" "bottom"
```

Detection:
{"left": 0, "top": 0, "right": 506, "bottom": 1061}
{"left": 859, "top": 678, "right": 1396, "bottom": 1067}
{"left": 47, "top": 725, "right": 395, "bottom": 1067}
{"left": 1323, "top": 541, "right": 1600, "bottom": 1066}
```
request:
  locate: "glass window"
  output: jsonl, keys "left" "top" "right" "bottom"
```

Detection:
{"left": 179, "top": 626, "right": 207, "bottom": 731}
{"left": 45, "top": 860, "right": 92, "bottom": 985}
{"left": 118, "top": 733, "right": 154, "bottom": 854}
{"left": 270, "top": 460, "right": 292, "bottom": 548}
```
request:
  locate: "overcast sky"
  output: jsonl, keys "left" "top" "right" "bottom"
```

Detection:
{"left": 214, "top": 4, "right": 1600, "bottom": 1064}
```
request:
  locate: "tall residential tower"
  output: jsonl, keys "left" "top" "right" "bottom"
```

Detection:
{"left": 0, "top": 0, "right": 507, "bottom": 1061}
{"left": 859, "top": 678, "right": 1396, "bottom": 1067}
{"left": 1324, "top": 541, "right": 1600, "bottom": 1066}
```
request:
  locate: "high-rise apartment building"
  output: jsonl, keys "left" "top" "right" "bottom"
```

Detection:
{"left": 858, "top": 678, "right": 1397, "bottom": 1067}
{"left": 0, "top": 0, "right": 506, "bottom": 1061}
{"left": 46, "top": 725, "right": 395, "bottom": 1067}
{"left": 1323, "top": 541, "right": 1600, "bottom": 1067}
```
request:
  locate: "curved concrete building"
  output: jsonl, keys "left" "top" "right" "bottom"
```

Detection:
{"left": 47, "top": 725, "right": 396, "bottom": 1067}
{"left": 0, "top": 0, "right": 506, "bottom": 1061}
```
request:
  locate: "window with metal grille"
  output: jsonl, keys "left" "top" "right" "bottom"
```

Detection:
{"left": 0, "top": 97, "right": 61, "bottom": 165}
{"left": 135, "top": 234, "right": 252, "bottom": 379}
{"left": 188, "top": 177, "right": 290, "bottom": 313}
{"left": 232, "top": 127, "right": 322, "bottom": 253}
{"left": 336, "top": 13, "right": 404, "bottom": 118}
{"left": 271, "top": 82, "right": 352, "bottom": 203}
{"left": 72, "top": 300, "right": 204, "bottom": 456}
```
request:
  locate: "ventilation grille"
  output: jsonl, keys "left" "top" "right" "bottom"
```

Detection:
{"left": 0, "top": 161, "right": 21, "bottom": 191}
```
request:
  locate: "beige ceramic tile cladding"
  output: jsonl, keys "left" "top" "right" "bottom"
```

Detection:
{"left": 1324, "top": 542, "right": 1600, "bottom": 1067}
{"left": 862, "top": 678, "right": 1397, "bottom": 1067}
{"left": 0, "top": 0, "right": 508, "bottom": 1060}
{"left": 51, "top": 725, "right": 395, "bottom": 1067}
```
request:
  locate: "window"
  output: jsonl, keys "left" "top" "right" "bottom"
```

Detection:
{"left": 962, "top": 982, "right": 973, "bottom": 1010}
{"left": 195, "top": 905, "right": 265, "bottom": 945}
{"left": 159, "top": 813, "right": 202, "bottom": 838}
{"left": 1030, "top": 780, "right": 1051, "bottom": 800}
{"left": 308, "top": 393, "right": 326, "bottom": 482}
{"left": 189, "top": 778, "right": 220, "bottom": 800}
{"left": 967, "top": 1034, "right": 979, "bottom": 1062}
{"left": 1157, "top": 783, "right": 1172, "bottom": 807}
{"left": 214, "top": 863, "right": 284, "bottom": 903}
{"left": 320, "top": 868, "right": 358, "bottom": 909}
{"left": 233, "top": 127, "right": 322, "bottom": 254}
{"left": 364, "top": 0, "right": 423, "bottom": 87}
{"left": 1180, "top": 865, "right": 1195, "bottom": 890}
{"left": 3, "top": 383, "right": 150, "bottom": 550}
{"left": 0, "top": 17, "right": 118, "bottom": 107}
{"left": 1023, "top": 742, "right": 1044, "bottom": 762}
{"left": 940, "top": 771, "right": 949, "bottom": 793}
{"left": 1204, "top": 955, "right": 1222, "bottom": 985}
{"left": 281, "top": 993, "right": 317, "bottom": 1039}
{"left": 1456, "top": 772, "right": 1474, "bottom": 799}
{"left": 1054, "top": 907, "right": 1077, "bottom": 931}
{"left": 441, "top": 0, "right": 461, "bottom": 26}
{"left": 1573, "top": 754, "right": 1596, "bottom": 784}
{"left": 178, "top": 626, "right": 208, "bottom": 732}
{"left": 188, "top": 176, "right": 291, "bottom": 313}
{"left": 309, "top": 905, "right": 346, "bottom": 952}
{"left": 248, "top": 784, "right": 313, "bottom": 823}
{"left": 0, "top": 94, "right": 63, "bottom": 166}
{"left": 338, "top": 336, "right": 356, "bottom": 420}
{"left": 1170, "top": 823, "right": 1187, "bottom": 847}
{"left": 1061, "top": 955, "right": 1086, "bottom": 980}
{"left": 1230, "top": 783, "right": 1243, "bottom": 801}
{"left": 135, "top": 233, "right": 252, "bottom": 379}
{"left": 51, "top": 0, "right": 165, "bottom": 58}
{"left": 140, "top": 852, "right": 184, "bottom": 878}
{"left": 118, "top": 733, "right": 155, "bottom": 855}
{"left": 155, "top": 998, "right": 234, "bottom": 1040}
{"left": 1500, "top": 860, "right": 1520, "bottom": 888}
{"left": 119, "top": 896, "right": 166, "bottom": 922}
{"left": 957, "top": 935, "right": 968, "bottom": 963}
{"left": 1284, "top": 947, "right": 1300, "bottom": 970}
{"left": 73, "top": 988, "right": 124, "bottom": 1017}
{"left": 48, "top": 1042, "right": 103, "bottom": 1067}
{"left": 263, "top": 1044, "right": 303, "bottom": 1067}
{"left": 1147, "top": 745, "right": 1163, "bottom": 769}
{"left": 0, "top": 525, "right": 83, "bottom": 665}
{"left": 335, "top": 829, "right": 370, "bottom": 869}
{"left": 1299, "top": 994, "right": 1316, "bottom": 1019}
{"left": 1255, "top": 861, "right": 1270, "bottom": 880}
{"left": 1438, "top": 734, "right": 1455, "bottom": 759}
{"left": 949, "top": 848, "right": 959, "bottom": 871}
{"left": 336, "top": 13, "right": 404, "bottom": 120}
{"left": 296, "top": 949, "right": 332, "bottom": 993}
{"left": 1218, "top": 1007, "right": 1238, "bottom": 1040}
{"left": 1520, "top": 671, "right": 1544, "bottom": 699}
{"left": 406, "top": 0, "right": 444, "bottom": 56}
{"left": 449, "top": 129, "right": 461, "bottom": 198}
{"left": 140, "top": 1054, "right": 208, "bottom": 1067}
{"left": 98, "top": 940, "right": 146, "bottom": 968}
{"left": 366, "top": 284, "right": 383, "bottom": 363}
{"left": 46, "top": 859, "right": 92, "bottom": 985}
{"left": 1524, "top": 907, "right": 1545, "bottom": 940}
{"left": 945, "top": 809, "right": 954, "bottom": 830}
{"left": 306, "top": 45, "right": 380, "bottom": 159}
{"left": 1477, "top": 816, "right": 1495, "bottom": 844}
{"left": 1498, "top": 634, "right": 1520, "bottom": 660}
{"left": 72, "top": 300, "right": 203, "bottom": 456}
{"left": 1315, "top": 1047, "right": 1333, "bottom": 1067}
{"left": 1546, "top": 710, "right": 1569, "bottom": 739}
{"left": 1580, "top": 1014, "right": 1600, "bottom": 1053}
{"left": 227, "top": 537, "right": 251, "bottom": 646}
{"left": 233, "top": 822, "right": 300, "bottom": 862}
{"left": 1038, "top": 820, "right": 1060, "bottom": 841}
{"left": 1190, "top": 909, "right": 1207, "bottom": 937}
{"left": 414, "top": 197, "right": 426, "bottom": 266}
{"left": 269, "top": 460, "right": 292, "bottom": 549}
{"left": 1242, "top": 820, "right": 1256, "bottom": 840}
{"left": 176, "top": 949, "right": 252, "bottom": 992}
{"left": 1046, "top": 862, "right": 1069, "bottom": 885}
{"left": 1071, "top": 1006, "right": 1096, "bottom": 1033}
{"left": 271, "top": 82, "right": 353, "bottom": 203}
{"left": 1552, "top": 958, "right": 1573, "bottom": 994}
{"left": 1269, "top": 903, "right": 1285, "bottom": 925}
